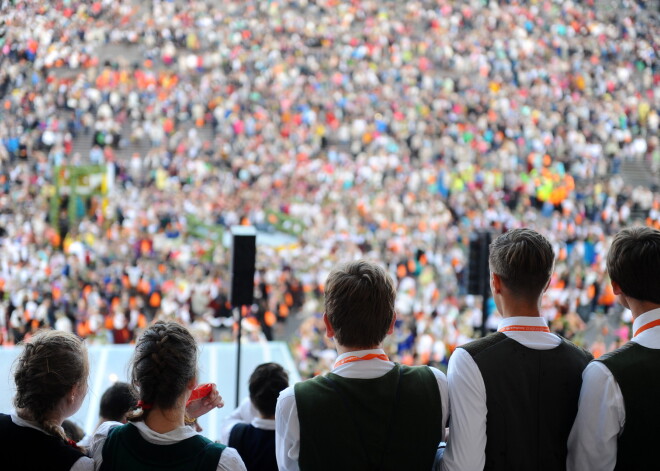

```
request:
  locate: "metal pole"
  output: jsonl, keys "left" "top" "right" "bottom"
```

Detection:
{"left": 234, "top": 306, "right": 241, "bottom": 408}
{"left": 481, "top": 291, "right": 489, "bottom": 338}
{"left": 480, "top": 232, "right": 491, "bottom": 338}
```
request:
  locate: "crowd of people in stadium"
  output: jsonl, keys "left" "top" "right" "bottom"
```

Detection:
{"left": 0, "top": 0, "right": 659, "bottom": 382}
{"left": 4, "top": 224, "right": 660, "bottom": 470}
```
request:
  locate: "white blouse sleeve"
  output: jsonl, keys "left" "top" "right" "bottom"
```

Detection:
{"left": 217, "top": 446, "right": 247, "bottom": 471}
{"left": 88, "top": 421, "right": 124, "bottom": 471}
{"left": 70, "top": 456, "right": 95, "bottom": 471}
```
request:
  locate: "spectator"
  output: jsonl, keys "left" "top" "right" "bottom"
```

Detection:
{"left": 79, "top": 382, "right": 137, "bottom": 447}
{"left": 221, "top": 363, "right": 289, "bottom": 471}
{"left": 0, "top": 0, "right": 658, "bottom": 373}
{"left": 99, "top": 382, "right": 137, "bottom": 425}
{"left": 568, "top": 227, "right": 660, "bottom": 470}
{"left": 442, "top": 229, "right": 592, "bottom": 471}
{"left": 62, "top": 419, "right": 86, "bottom": 444}
{"left": 276, "top": 260, "right": 448, "bottom": 471}
{"left": 0, "top": 330, "right": 93, "bottom": 470}
{"left": 89, "top": 321, "right": 246, "bottom": 470}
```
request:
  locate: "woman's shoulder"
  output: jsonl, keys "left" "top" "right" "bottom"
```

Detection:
{"left": 217, "top": 446, "right": 247, "bottom": 471}
{"left": 70, "top": 456, "right": 95, "bottom": 471}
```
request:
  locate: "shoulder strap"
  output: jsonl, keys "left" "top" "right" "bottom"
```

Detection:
{"left": 460, "top": 332, "right": 507, "bottom": 357}
{"left": 558, "top": 335, "right": 594, "bottom": 361}
{"left": 199, "top": 441, "right": 225, "bottom": 471}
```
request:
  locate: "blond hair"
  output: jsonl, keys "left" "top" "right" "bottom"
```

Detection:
{"left": 13, "top": 330, "right": 89, "bottom": 444}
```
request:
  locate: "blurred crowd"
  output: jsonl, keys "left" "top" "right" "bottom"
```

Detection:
{"left": 0, "top": 0, "right": 658, "bottom": 375}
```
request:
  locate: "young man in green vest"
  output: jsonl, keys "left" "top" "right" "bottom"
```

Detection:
{"left": 442, "top": 228, "right": 591, "bottom": 471}
{"left": 275, "top": 260, "right": 448, "bottom": 471}
{"left": 567, "top": 226, "right": 660, "bottom": 470}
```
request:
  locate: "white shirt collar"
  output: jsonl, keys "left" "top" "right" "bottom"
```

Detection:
{"left": 132, "top": 420, "right": 198, "bottom": 444}
{"left": 497, "top": 316, "right": 549, "bottom": 331}
{"left": 251, "top": 417, "right": 275, "bottom": 431}
{"left": 333, "top": 348, "right": 391, "bottom": 370}
{"left": 10, "top": 411, "right": 66, "bottom": 436}
{"left": 632, "top": 307, "right": 660, "bottom": 339}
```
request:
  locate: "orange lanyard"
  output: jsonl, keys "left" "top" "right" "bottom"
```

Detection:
{"left": 634, "top": 318, "right": 660, "bottom": 338}
{"left": 334, "top": 353, "right": 390, "bottom": 368}
{"left": 499, "top": 325, "right": 551, "bottom": 333}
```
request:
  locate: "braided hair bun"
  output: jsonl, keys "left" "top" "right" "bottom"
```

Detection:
{"left": 128, "top": 321, "right": 197, "bottom": 420}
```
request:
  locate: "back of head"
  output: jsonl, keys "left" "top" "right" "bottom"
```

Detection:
{"left": 99, "top": 382, "right": 137, "bottom": 423}
{"left": 249, "top": 363, "right": 289, "bottom": 418}
{"left": 324, "top": 260, "right": 396, "bottom": 349}
{"left": 607, "top": 226, "right": 660, "bottom": 304}
{"left": 129, "top": 321, "right": 197, "bottom": 419}
{"left": 13, "top": 330, "right": 88, "bottom": 441}
{"left": 489, "top": 228, "right": 554, "bottom": 301}
{"left": 62, "top": 419, "right": 85, "bottom": 443}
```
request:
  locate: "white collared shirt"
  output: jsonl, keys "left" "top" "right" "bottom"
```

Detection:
{"left": 275, "top": 348, "right": 449, "bottom": 471}
{"left": 89, "top": 420, "right": 246, "bottom": 471}
{"left": 567, "top": 308, "right": 660, "bottom": 471}
{"left": 9, "top": 412, "right": 94, "bottom": 471}
{"left": 442, "top": 316, "right": 561, "bottom": 471}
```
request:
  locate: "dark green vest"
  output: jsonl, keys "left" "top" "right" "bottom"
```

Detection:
{"left": 294, "top": 364, "right": 442, "bottom": 471}
{"left": 598, "top": 341, "right": 660, "bottom": 471}
{"left": 99, "top": 422, "right": 226, "bottom": 471}
{"left": 461, "top": 333, "right": 592, "bottom": 471}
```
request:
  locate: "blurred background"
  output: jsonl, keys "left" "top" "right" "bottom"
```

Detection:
{"left": 0, "top": 0, "right": 659, "bottom": 439}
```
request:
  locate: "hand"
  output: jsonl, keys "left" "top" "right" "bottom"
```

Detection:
{"left": 185, "top": 383, "right": 224, "bottom": 420}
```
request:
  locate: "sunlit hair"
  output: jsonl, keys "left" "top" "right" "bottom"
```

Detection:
{"left": 13, "top": 330, "right": 89, "bottom": 444}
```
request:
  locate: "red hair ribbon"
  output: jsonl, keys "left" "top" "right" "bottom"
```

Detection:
{"left": 67, "top": 439, "right": 80, "bottom": 450}
{"left": 137, "top": 400, "right": 153, "bottom": 410}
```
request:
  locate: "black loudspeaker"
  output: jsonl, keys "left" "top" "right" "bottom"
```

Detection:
{"left": 230, "top": 226, "right": 256, "bottom": 307}
{"left": 467, "top": 231, "right": 491, "bottom": 296}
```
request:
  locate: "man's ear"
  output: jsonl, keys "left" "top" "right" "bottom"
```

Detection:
{"left": 611, "top": 280, "right": 622, "bottom": 295}
{"left": 491, "top": 272, "right": 502, "bottom": 294}
{"left": 387, "top": 312, "right": 397, "bottom": 335}
{"left": 323, "top": 312, "right": 335, "bottom": 339}
{"left": 542, "top": 277, "right": 551, "bottom": 294}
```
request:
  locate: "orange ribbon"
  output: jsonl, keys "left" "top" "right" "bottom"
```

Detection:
{"left": 335, "top": 353, "right": 390, "bottom": 368}
{"left": 634, "top": 318, "right": 660, "bottom": 338}
{"left": 499, "top": 325, "right": 551, "bottom": 333}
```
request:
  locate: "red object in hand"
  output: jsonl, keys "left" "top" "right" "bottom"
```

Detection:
{"left": 186, "top": 383, "right": 213, "bottom": 406}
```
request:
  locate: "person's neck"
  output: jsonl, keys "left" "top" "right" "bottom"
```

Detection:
{"left": 628, "top": 299, "right": 660, "bottom": 321}
{"left": 335, "top": 343, "right": 381, "bottom": 356}
{"left": 17, "top": 408, "right": 64, "bottom": 427}
{"left": 494, "top": 293, "right": 541, "bottom": 319}
{"left": 144, "top": 406, "right": 185, "bottom": 434}
{"left": 498, "top": 297, "right": 541, "bottom": 319}
{"left": 16, "top": 408, "right": 37, "bottom": 423}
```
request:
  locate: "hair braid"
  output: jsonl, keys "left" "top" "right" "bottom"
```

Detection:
{"left": 128, "top": 321, "right": 197, "bottom": 422}
{"left": 13, "top": 330, "right": 88, "bottom": 445}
